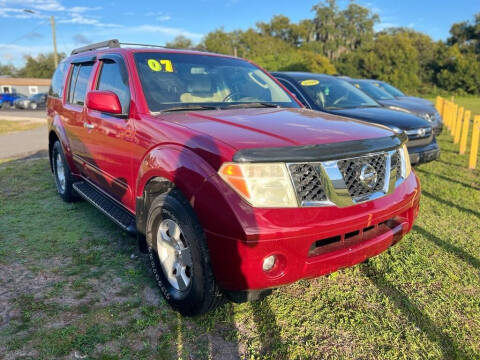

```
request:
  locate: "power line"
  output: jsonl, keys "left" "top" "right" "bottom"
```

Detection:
{"left": 2, "top": 22, "right": 46, "bottom": 47}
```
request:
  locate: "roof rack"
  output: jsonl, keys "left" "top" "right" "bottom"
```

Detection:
{"left": 71, "top": 39, "right": 120, "bottom": 55}
{"left": 119, "top": 42, "right": 167, "bottom": 49}
{"left": 70, "top": 39, "right": 178, "bottom": 56}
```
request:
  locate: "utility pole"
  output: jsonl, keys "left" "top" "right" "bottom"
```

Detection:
{"left": 24, "top": 9, "right": 58, "bottom": 68}
{"left": 50, "top": 16, "right": 58, "bottom": 68}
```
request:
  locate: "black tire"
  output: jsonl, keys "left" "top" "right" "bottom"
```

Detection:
{"left": 52, "top": 141, "right": 77, "bottom": 202}
{"left": 146, "top": 189, "right": 224, "bottom": 316}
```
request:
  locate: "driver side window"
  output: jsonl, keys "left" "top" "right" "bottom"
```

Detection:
{"left": 97, "top": 60, "right": 130, "bottom": 114}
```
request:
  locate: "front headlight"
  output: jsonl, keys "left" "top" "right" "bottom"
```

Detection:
{"left": 400, "top": 144, "right": 412, "bottom": 178}
{"left": 419, "top": 112, "right": 435, "bottom": 122}
{"left": 218, "top": 162, "right": 297, "bottom": 207}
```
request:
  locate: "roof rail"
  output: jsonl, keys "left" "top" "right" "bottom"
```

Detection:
{"left": 119, "top": 42, "right": 167, "bottom": 49}
{"left": 71, "top": 39, "right": 120, "bottom": 55}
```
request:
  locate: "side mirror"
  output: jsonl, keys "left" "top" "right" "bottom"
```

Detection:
{"left": 86, "top": 90, "right": 122, "bottom": 114}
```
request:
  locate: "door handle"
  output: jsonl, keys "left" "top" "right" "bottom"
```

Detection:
{"left": 84, "top": 123, "right": 95, "bottom": 129}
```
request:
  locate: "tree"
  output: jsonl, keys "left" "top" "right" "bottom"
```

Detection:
{"left": 311, "top": 0, "right": 379, "bottom": 61}
{"left": 0, "top": 63, "right": 17, "bottom": 77}
{"left": 200, "top": 28, "right": 241, "bottom": 56}
{"left": 166, "top": 35, "right": 194, "bottom": 49}
{"left": 337, "top": 32, "right": 421, "bottom": 92}
{"left": 434, "top": 44, "right": 480, "bottom": 94}
{"left": 447, "top": 13, "right": 480, "bottom": 53}
{"left": 17, "top": 52, "right": 65, "bottom": 78}
{"left": 377, "top": 28, "right": 439, "bottom": 85}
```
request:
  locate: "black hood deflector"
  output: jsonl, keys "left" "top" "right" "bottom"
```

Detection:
{"left": 233, "top": 133, "right": 407, "bottom": 163}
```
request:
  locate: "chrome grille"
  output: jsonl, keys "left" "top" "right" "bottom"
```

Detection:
{"left": 288, "top": 163, "right": 326, "bottom": 202}
{"left": 406, "top": 127, "right": 432, "bottom": 140}
{"left": 390, "top": 150, "right": 402, "bottom": 181}
{"left": 287, "top": 148, "right": 406, "bottom": 208}
{"left": 337, "top": 154, "right": 387, "bottom": 199}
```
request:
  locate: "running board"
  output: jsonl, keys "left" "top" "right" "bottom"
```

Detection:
{"left": 73, "top": 181, "right": 136, "bottom": 236}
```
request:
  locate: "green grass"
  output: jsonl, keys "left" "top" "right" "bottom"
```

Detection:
{"left": 0, "top": 130, "right": 479, "bottom": 359}
{"left": 0, "top": 119, "right": 44, "bottom": 134}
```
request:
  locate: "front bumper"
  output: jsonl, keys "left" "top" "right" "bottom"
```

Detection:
{"left": 409, "top": 139, "right": 440, "bottom": 165}
{"left": 195, "top": 172, "right": 420, "bottom": 291}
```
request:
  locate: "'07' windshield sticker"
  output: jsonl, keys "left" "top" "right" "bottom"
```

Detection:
{"left": 148, "top": 59, "right": 174, "bottom": 72}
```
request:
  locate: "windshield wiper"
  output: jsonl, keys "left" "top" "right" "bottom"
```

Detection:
{"left": 220, "top": 102, "right": 280, "bottom": 109}
{"left": 153, "top": 104, "right": 219, "bottom": 114}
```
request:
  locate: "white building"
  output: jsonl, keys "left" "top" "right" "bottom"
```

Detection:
{"left": 0, "top": 78, "right": 51, "bottom": 96}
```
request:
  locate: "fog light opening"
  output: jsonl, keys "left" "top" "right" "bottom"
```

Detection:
{"left": 262, "top": 255, "right": 276, "bottom": 272}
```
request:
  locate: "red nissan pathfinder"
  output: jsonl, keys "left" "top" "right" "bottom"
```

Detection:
{"left": 47, "top": 40, "right": 420, "bottom": 315}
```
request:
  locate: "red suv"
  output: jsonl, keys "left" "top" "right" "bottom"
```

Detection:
{"left": 47, "top": 39, "right": 420, "bottom": 315}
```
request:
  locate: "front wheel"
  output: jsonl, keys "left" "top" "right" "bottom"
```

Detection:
{"left": 146, "top": 189, "right": 223, "bottom": 316}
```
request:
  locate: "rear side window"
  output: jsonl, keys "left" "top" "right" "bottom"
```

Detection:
{"left": 49, "top": 62, "right": 68, "bottom": 98}
{"left": 68, "top": 63, "right": 93, "bottom": 106}
{"left": 97, "top": 60, "right": 130, "bottom": 113}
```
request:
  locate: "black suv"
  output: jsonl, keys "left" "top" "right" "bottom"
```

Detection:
{"left": 272, "top": 72, "right": 440, "bottom": 165}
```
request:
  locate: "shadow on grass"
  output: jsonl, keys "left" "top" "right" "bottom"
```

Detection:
{"left": 0, "top": 149, "right": 49, "bottom": 166}
{"left": 250, "top": 299, "right": 287, "bottom": 359}
{"left": 422, "top": 190, "right": 480, "bottom": 219}
{"left": 435, "top": 158, "right": 468, "bottom": 169}
{"left": 414, "top": 225, "right": 480, "bottom": 271}
{"left": 361, "top": 264, "right": 471, "bottom": 360}
{"left": 415, "top": 168, "right": 480, "bottom": 190}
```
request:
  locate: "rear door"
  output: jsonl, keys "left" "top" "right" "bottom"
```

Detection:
{"left": 81, "top": 54, "right": 135, "bottom": 209}
{"left": 61, "top": 60, "right": 95, "bottom": 175}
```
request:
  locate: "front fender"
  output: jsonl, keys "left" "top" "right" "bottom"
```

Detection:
{"left": 136, "top": 144, "right": 217, "bottom": 201}
{"left": 135, "top": 144, "right": 219, "bottom": 235}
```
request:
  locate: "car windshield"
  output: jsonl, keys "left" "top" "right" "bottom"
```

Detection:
{"left": 374, "top": 81, "right": 405, "bottom": 97}
{"left": 134, "top": 52, "right": 299, "bottom": 112}
{"left": 297, "top": 77, "right": 380, "bottom": 110}
{"left": 29, "top": 93, "right": 44, "bottom": 101}
{"left": 350, "top": 81, "right": 395, "bottom": 100}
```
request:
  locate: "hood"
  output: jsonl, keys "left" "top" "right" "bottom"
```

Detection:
{"left": 397, "top": 96, "right": 434, "bottom": 106}
{"left": 329, "top": 106, "right": 431, "bottom": 131}
{"left": 163, "top": 107, "right": 395, "bottom": 151}
{"left": 377, "top": 99, "right": 436, "bottom": 115}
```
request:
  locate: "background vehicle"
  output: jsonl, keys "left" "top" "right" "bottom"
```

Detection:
{"left": 0, "top": 92, "right": 22, "bottom": 109}
{"left": 346, "top": 79, "right": 443, "bottom": 136}
{"left": 367, "top": 79, "right": 434, "bottom": 106}
{"left": 48, "top": 40, "right": 420, "bottom": 315}
{"left": 272, "top": 72, "right": 440, "bottom": 165}
{"left": 14, "top": 92, "right": 48, "bottom": 110}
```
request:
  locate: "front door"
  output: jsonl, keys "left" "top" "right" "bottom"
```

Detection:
{"left": 82, "top": 55, "right": 135, "bottom": 210}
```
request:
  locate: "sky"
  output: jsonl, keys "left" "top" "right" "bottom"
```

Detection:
{"left": 0, "top": 0, "right": 478, "bottom": 67}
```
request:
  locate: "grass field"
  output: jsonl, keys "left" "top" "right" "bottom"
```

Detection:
{"left": 0, "top": 131, "right": 479, "bottom": 359}
{"left": 0, "top": 119, "right": 44, "bottom": 134}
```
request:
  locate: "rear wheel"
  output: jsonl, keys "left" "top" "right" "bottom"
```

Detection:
{"left": 29, "top": 102, "right": 38, "bottom": 110}
{"left": 146, "top": 189, "right": 223, "bottom": 316}
{"left": 52, "top": 141, "right": 77, "bottom": 202}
